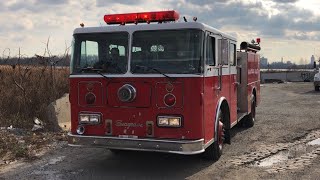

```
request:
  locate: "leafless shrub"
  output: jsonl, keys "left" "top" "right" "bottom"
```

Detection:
{"left": 0, "top": 39, "right": 70, "bottom": 129}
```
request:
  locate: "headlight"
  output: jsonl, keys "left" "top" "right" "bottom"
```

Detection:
{"left": 157, "top": 116, "right": 182, "bottom": 127}
{"left": 79, "top": 113, "right": 101, "bottom": 124}
{"left": 80, "top": 115, "right": 90, "bottom": 123}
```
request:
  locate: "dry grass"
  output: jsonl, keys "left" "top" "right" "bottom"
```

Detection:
{"left": 0, "top": 130, "right": 67, "bottom": 163}
{"left": 0, "top": 65, "right": 69, "bottom": 129}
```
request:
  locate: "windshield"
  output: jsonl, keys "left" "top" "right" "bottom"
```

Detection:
{"left": 71, "top": 32, "right": 128, "bottom": 74}
{"left": 131, "top": 29, "right": 203, "bottom": 74}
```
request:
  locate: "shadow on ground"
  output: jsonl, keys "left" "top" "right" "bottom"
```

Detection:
{"left": 72, "top": 150, "right": 213, "bottom": 179}
{"left": 302, "top": 90, "right": 320, "bottom": 95}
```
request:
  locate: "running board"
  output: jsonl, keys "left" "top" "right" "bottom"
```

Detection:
{"left": 237, "top": 112, "right": 247, "bottom": 122}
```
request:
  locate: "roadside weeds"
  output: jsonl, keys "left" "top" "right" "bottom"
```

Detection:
{"left": 0, "top": 129, "right": 67, "bottom": 167}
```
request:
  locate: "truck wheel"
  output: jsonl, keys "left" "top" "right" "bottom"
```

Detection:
{"left": 315, "top": 86, "right": 319, "bottom": 91}
{"left": 203, "top": 111, "right": 225, "bottom": 161}
{"left": 243, "top": 99, "right": 256, "bottom": 128}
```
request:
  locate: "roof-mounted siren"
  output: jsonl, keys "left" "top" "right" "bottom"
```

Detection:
{"left": 104, "top": 10, "right": 180, "bottom": 25}
{"left": 240, "top": 38, "right": 261, "bottom": 53}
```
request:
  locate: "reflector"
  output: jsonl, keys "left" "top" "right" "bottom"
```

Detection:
{"left": 104, "top": 10, "right": 179, "bottom": 25}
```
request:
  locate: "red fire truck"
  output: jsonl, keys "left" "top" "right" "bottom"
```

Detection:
{"left": 68, "top": 10, "right": 261, "bottom": 160}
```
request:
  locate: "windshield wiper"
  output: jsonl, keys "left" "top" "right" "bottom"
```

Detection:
{"left": 135, "top": 65, "right": 175, "bottom": 81}
{"left": 80, "top": 67, "right": 110, "bottom": 80}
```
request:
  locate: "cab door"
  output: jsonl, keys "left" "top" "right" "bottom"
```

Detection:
{"left": 229, "top": 42, "right": 237, "bottom": 125}
{"left": 203, "top": 32, "right": 219, "bottom": 143}
{"left": 218, "top": 38, "right": 238, "bottom": 127}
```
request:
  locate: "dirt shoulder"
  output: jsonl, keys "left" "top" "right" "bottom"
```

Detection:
{"left": 0, "top": 82, "right": 319, "bottom": 180}
{"left": 0, "top": 130, "right": 67, "bottom": 167}
{"left": 189, "top": 82, "right": 320, "bottom": 180}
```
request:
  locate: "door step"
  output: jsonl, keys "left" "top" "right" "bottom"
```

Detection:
{"left": 237, "top": 112, "right": 247, "bottom": 122}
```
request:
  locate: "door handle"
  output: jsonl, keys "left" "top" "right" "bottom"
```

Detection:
{"left": 214, "top": 65, "right": 222, "bottom": 90}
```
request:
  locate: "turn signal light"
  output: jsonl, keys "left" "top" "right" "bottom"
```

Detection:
{"left": 85, "top": 92, "right": 96, "bottom": 104}
{"left": 164, "top": 93, "right": 176, "bottom": 107}
{"left": 104, "top": 10, "right": 180, "bottom": 25}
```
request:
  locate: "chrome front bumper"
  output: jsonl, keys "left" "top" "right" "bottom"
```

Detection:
{"left": 68, "top": 133, "right": 205, "bottom": 155}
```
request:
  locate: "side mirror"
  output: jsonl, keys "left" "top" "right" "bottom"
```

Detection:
{"left": 218, "top": 39, "right": 228, "bottom": 65}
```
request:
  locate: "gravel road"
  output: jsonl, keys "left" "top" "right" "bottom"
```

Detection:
{"left": 1, "top": 82, "right": 320, "bottom": 180}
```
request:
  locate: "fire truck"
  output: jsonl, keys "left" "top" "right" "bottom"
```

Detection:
{"left": 68, "top": 10, "right": 261, "bottom": 160}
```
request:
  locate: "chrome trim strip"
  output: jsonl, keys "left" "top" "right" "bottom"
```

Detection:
{"left": 70, "top": 74, "right": 203, "bottom": 78}
{"left": 235, "top": 113, "right": 248, "bottom": 126}
{"left": 230, "top": 121, "right": 238, "bottom": 128}
{"left": 68, "top": 144, "right": 205, "bottom": 155}
{"left": 214, "top": 97, "right": 226, "bottom": 141}
{"left": 68, "top": 133, "right": 205, "bottom": 155}
{"left": 203, "top": 139, "right": 214, "bottom": 149}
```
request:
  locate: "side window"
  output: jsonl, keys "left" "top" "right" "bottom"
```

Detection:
{"left": 206, "top": 36, "right": 215, "bottom": 65}
{"left": 230, "top": 43, "right": 236, "bottom": 66}
{"left": 221, "top": 39, "right": 229, "bottom": 65}
{"left": 80, "top": 41, "right": 99, "bottom": 67}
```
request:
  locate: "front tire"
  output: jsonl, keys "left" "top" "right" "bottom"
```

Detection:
{"left": 203, "top": 111, "right": 225, "bottom": 161}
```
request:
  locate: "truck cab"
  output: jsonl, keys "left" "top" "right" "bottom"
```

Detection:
{"left": 67, "top": 10, "right": 261, "bottom": 161}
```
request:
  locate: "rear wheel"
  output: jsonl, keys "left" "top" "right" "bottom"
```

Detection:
{"left": 203, "top": 111, "right": 225, "bottom": 161}
{"left": 243, "top": 99, "right": 256, "bottom": 128}
{"left": 315, "top": 86, "right": 319, "bottom": 91}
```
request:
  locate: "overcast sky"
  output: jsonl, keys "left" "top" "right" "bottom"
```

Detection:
{"left": 1, "top": 0, "right": 320, "bottom": 64}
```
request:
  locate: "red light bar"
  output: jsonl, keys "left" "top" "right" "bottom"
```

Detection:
{"left": 256, "top": 38, "right": 261, "bottom": 44}
{"left": 104, "top": 10, "right": 180, "bottom": 25}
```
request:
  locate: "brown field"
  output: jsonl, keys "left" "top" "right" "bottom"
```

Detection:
{"left": 0, "top": 65, "right": 69, "bottom": 129}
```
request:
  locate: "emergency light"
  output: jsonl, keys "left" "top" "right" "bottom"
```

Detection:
{"left": 256, "top": 38, "right": 261, "bottom": 44}
{"left": 104, "top": 10, "right": 180, "bottom": 25}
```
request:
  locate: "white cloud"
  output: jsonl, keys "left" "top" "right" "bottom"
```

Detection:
{"left": 0, "top": 0, "right": 320, "bottom": 63}
{"left": 296, "top": 0, "right": 320, "bottom": 15}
